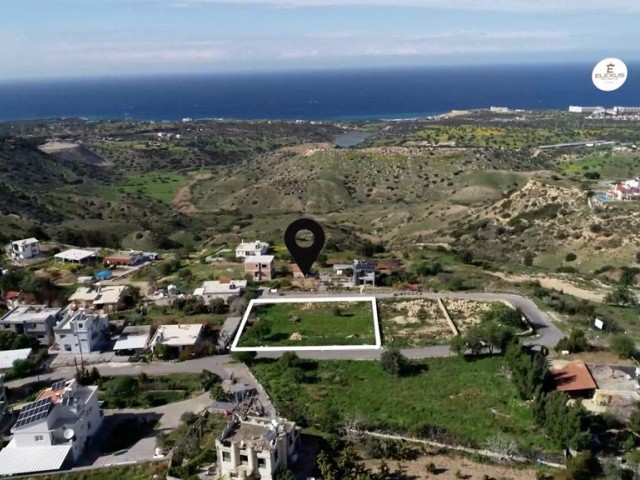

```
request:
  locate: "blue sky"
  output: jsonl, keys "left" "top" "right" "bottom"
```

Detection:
{"left": 1, "top": 0, "right": 639, "bottom": 79}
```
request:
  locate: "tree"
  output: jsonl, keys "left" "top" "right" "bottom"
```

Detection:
{"left": 381, "top": 348, "right": 411, "bottom": 377}
{"left": 459, "top": 250, "right": 473, "bottom": 264}
{"left": 555, "top": 329, "right": 589, "bottom": 354}
{"left": 523, "top": 251, "right": 535, "bottom": 267}
{"left": 635, "top": 251, "right": 640, "bottom": 264}
{"left": 605, "top": 284, "right": 638, "bottom": 307}
{"left": 565, "top": 253, "right": 577, "bottom": 262}
{"left": 105, "top": 376, "right": 140, "bottom": 408}
{"left": 610, "top": 334, "right": 636, "bottom": 359}
{"left": 464, "top": 326, "right": 485, "bottom": 356}
{"left": 199, "top": 369, "right": 221, "bottom": 391}
{"left": 208, "top": 297, "right": 228, "bottom": 314}
{"left": 210, "top": 384, "right": 231, "bottom": 402}
{"left": 274, "top": 470, "right": 296, "bottom": 480}
{"left": 6, "top": 358, "right": 37, "bottom": 380}
{"left": 332, "top": 305, "right": 343, "bottom": 317}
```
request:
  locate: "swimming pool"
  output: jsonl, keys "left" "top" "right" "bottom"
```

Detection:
{"left": 596, "top": 193, "right": 612, "bottom": 202}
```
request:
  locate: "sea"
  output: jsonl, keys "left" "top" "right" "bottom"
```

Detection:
{"left": 0, "top": 63, "right": 638, "bottom": 122}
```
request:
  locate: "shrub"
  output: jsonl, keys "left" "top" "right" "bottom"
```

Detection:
{"left": 610, "top": 334, "right": 636, "bottom": 359}
{"left": 381, "top": 348, "right": 411, "bottom": 377}
{"left": 565, "top": 253, "right": 577, "bottom": 262}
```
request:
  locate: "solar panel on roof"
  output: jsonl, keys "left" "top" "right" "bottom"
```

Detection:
{"left": 51, "top": 380, "right": 65, "bottom": 391}
{"left": 14, "top": 398, "right": 51, "bottom": 428}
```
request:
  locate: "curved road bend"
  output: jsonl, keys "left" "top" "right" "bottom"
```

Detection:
{"left": 6, "top": 292, "right": 564, "bottom": 387}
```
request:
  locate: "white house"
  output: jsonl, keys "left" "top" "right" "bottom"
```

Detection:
{"left": 193, "top": 280, "right": 247, "bottom": 302}
{"left": 236, "top": 240, "right": 269, "bottom": 259}
{"left": 10, "top": 238, "right": 40, "bottom": 260}
{"left": 53, "top": 309, "right": 110, "bottom": 354}
{"left": 54, "top": 249, "right": 97, "bottom": 265}
{"left": 113, "top": 325, "right": 151, "bottom": 354}
{"left": 216, "top": 416, "right": 300, "bottom": 480}
{"left": 68, "top": 284, "right": 128, "bottom": 312}
{"left": 148, "top": 323, "right": 204, "bottom": 354}
{"left": 0, "top": 305, "right": 63, "bottom": 346}
{"left": 0, "top": 379, "right": 103, "bottom": 477}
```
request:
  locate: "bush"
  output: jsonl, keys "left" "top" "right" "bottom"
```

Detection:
{"left": 610, "top": 334, "right": 636, "bottom": 359}
{"left": 565, "top": 253, "right": 577, "bottom": 262}
{"left": 555, "top": 329, "right": 589, "bottom": 354}
{"left": 232, "top": 351, "right": 257, "bottom": 364}
{"left": 381, "top": 348, "right": 411, "bottom": 377}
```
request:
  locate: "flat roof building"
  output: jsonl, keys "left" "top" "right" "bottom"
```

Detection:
{"left": 149, "top": 323, "right": 204, "bottom": 354}
{"left": 0, "top": 348, "right": 32, "bottom": 371}
{"left": 0, "top": 378, "right": 103, "bottom": 477}
{"left": 0, "top": 305, "right": 62, "bottom": 346}
{"left": 10, "top": 238, "right": 40, "bottom": 260}
{"left": 193, "top": 280, "right": 247, "bottom": 302}
{"left": 244, "top": 255, "right": 275, "bottom": 282}
{"left": 68, "top": 284, "right": 128, "bottom": 312}
{"left": 53, "top": 309, "right": 110, "bottom": 354}
{"left": 113, "top": 325, "right": 151, "bottom": 353}
{"left": 236, "top": 240, "right": 269, "bottom": 259}
{"left": 54, "top": 249, "right": 97, "bottom": 265}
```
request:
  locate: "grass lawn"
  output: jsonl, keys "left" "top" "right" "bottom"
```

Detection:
{"left": 102, "top": 172, "right": 187, "bottom": 203}
{"left": 252, "top": 356, "right": 551, "bottom": 451}
{"left": 559, "top": 154, "right": 640, "bottom": 180}
{"left": 238, "top": 301, "right": 377, "bottom": 347}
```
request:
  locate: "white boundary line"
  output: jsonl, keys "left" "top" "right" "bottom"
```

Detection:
{"left": 230, "top": 296, "right": 382, "bottom": 352}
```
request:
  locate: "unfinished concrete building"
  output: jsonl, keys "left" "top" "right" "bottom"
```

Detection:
{"left": 215, "top": 415, "right": 300, "bottom": 480}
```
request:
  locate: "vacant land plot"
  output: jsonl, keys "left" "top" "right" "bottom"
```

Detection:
{"left": 378, "top": 298, "right": 452, "bottom": 347}
{"left": 237, "top": 300, "right": 377, "bottom": 347}
{"left": 442, "top": 299, "right": 503, "bottom": 334}
{"left": 252, "top": 356, "right": 551, "bottom": 451}
{"left": 559, "top": 154, "right": 640, "bottom": 180}
{"left": 30, "top": 461, "right": 168, "bottom": 480}
{"left": 102, "top": 172, "right": 186, "bottom": 203}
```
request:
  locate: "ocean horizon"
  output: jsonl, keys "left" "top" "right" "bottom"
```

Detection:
{"left": 0, "top": 63, "right": 637, "bottom": 122}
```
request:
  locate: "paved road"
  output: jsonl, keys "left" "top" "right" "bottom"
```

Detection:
{"left": 6, "top": 291, "right": 563, "bottom": 387}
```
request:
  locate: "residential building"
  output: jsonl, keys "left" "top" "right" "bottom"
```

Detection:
{"left": 0, "top": 379, "right": 103, "bottom": 477}
{"left": 54, "top": 249, "right": 97, "bottom": 265}
{"left": 235, "top": 240, "right": 269, "bottom": 259}
{"left": 216, "top": 416, "right": 300, "bottom": 480}
{"left": 113, "top": 325, "right": 151, "bottom": 354}
{"left": 244, "top": 255, "right": 275, "bottom": 282}
{"left": 0, "top": 348, "right": 32, "bottom": 372}
{"left": 3, "top": 291, "right": 23, "bottom": 309}
{"left": 103, "top": 250, "right": 145, "bottom": 267}
{"left": 193, "top": 280, "right": 247, "bottom": 302}
{"left": 10, "top": 238, "right": 40, "bottom": 260}
{"left": 148, "top": 323, "right": 204, "bottom": 355}
{"left": 551, "top": 361, "right": 598, "bottom": 399}
{"left": 0, "top": 305, "right": 62, "bottom": 346}
{"left": 68, "top": 284, "right": 128, "bottom": 312}
{"left": 376, "top": 259, "right": 403, "bottom": 275}
{"left": 614, "top": 106, "right": 640, "bottom": 115}
{"left": 568, "top": 105, "right": 604, "bottom": 114}
{"left": 352, "top": 259, "right": 377, "bottom": 286}
{"left": 218, "top": 317, "right": 243, "bottom": 352}
{"left": 53, "top": 309, "right": 110, "bottom": 354}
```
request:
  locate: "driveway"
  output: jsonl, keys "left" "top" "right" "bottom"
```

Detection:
{"left": 89, "top": 393, "right": 213, "bottom": 467}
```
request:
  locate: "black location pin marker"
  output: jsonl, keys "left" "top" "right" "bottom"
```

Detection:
{"left": 284, "top": 218, "right": 326, "bottom": 277}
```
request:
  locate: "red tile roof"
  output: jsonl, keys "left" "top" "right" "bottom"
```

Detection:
{"left": 551, "top": 362, "right": 597, "bottom": 392}
{"left": 5, "top": 291, "right": 21, "bottom": 300}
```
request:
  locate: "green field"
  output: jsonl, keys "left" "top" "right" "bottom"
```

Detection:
{"left": 252, "top": 356, "right": 551, "bottom": 451}
{"left": 559, "top": 153, "right": 640, "bottom": 180}
{"left": 238, "top": 301, "right": 377, "bottom": 347}
{"left": 102, "top": 172, "right": 187, "bottom": 203}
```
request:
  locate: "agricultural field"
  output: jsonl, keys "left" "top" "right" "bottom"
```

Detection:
{"left": 378, "top": 298, "right": 453, "bottom": 347}
{"left": 101, "top": 172, "right": 187, "bottom": 203}
{"left": 237, "top": 300, "right": 377, "bottom": 347}
{"left": 252, "top": 355, "right": 552, "bottom": 451}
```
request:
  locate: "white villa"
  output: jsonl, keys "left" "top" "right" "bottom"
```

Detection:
{"left": 193, "top": 280, "right": 247, "bottom": 302}
{"left": 10, "top": 238, "right": 40, "bottom": 260}
{"left": 0, "top": 379, "right": 103, "bottom": 477}
{"left": 148, "top": 323, "right": 204, "bottom": 354}
{"left": 235, "top": 240, "right": 269, "bottom": 259}
{"left": 53, "top": 309, "right": 110, "bottom": 354}
{"left": 216, "top": 416, "right": 300, "bottom": 480}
